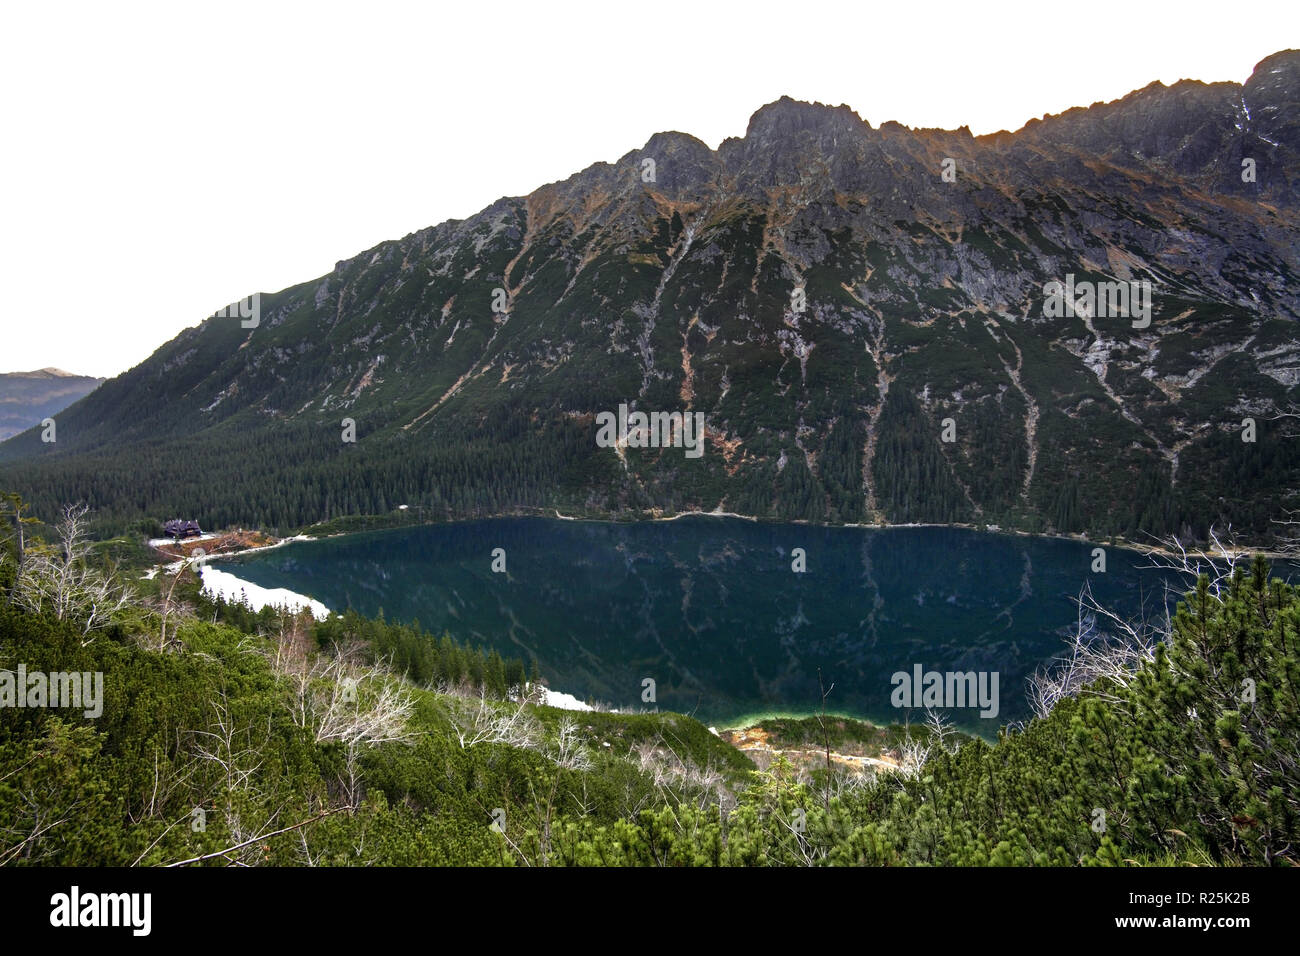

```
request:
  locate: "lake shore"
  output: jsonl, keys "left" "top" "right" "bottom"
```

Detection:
{"left": 197, "top": 564, "right": 331, "bottom": 620}
{"left": 535, "top": 507, "right": 1293, "bottom": 562}
{"left": 144, "top": 512, "right": 1293, "bottom": 732}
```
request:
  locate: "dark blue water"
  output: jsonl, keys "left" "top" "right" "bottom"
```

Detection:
{"left": 222, "top": 517, "right": 1259, "bottom": 733}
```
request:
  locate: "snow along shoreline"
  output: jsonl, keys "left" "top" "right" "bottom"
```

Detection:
{"left": 185, "top": 534, "right": 330, "bottom": 619}
{"left": 198, "top": 565, "right": 332, "bottom": 621}
{"left": 195, "top": 562, "right": 595, "bottom": 711}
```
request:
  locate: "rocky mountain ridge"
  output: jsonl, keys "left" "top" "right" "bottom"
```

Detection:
{"left": 2, "top": 50, "right": 1297, "bottom": 541}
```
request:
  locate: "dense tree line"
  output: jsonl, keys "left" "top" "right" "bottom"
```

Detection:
{"left": 196, "top": 590, "right": 535, "bottom": 699}
{"left": 1, "top": 381, "right": 1294, "bottom": 546}
{"left": 0, "top": 414, "right": 598, "bottom": 537}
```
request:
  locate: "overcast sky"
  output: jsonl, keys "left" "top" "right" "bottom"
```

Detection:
{"left": 2, "top": 0, "right": 1293, "bottom": 378}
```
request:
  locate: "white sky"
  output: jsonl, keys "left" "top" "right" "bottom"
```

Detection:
{"left": 2, "top": 0, "right": 1294, "bottom": 378}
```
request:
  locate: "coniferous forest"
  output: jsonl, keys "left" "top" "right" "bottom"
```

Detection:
{"left": 1, "top": 497, "right": 1296, "bottom": 867}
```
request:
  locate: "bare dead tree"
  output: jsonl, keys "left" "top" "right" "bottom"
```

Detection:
{"left": 631, "top": 731, "right": 734, "bottom": 816}
{"left": 274, "top": 650, "right": 415, "bottom": 749}
{"left": 11, "top": 503, "right": 132, "bottom": 641}
{"left": 895, "top": 735, "right": 930, "bottom": 780}
{"left": 0, "top": 809, "right": 71, "bottom": 866}
{"left": 268, "top": 611, "right": 315, "bottom": 694}
{"left": 816, "top": 668, "right": 834, "bottom": 811}
{"left": 165, "top": 807, "right": 347, "bottom": 867}
{"left": 1270, "top": 508, "right": 1300, "bottom": 559}
{"left": 1139, "top": 525, "right": 1248, "bottom": 602}
{"left": 924, "top": 707, "right": 958, "bottom": 755}
{"left": 551, "top": 716, "right": 593, "bottom": 771}
{"left": 261, "top": 632, "right": 415, "bottom": 821}
{"left": 1027, "top": 581, "right": 1165, "bottom": 719}
{"left": 1268, "top": 403, "right": 1300, "bottom": 440}
{"left": 184, "top": 686, "right": 330, "bottom": 866}
{"left": 0, "top": 739, "right": 77, "bottom": 866}
{"left": 824, "top": 765, "right": 876, "bottom": 801}
{"left": 152, "top": 539, "right": 242, "bottom": 652}
{"left": 449, "top": 694, "right": 542, "bottom": 751}
{"left": 192, "top": 693, "right": 266, "bottom": 816}
{"left": 1025, "top": 527, "right": 1248, "bottom": 721}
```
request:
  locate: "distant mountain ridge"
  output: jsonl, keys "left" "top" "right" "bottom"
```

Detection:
{"left": 0, "top": 369, "right": 104, "bottom": 441}
{"left": 1, "top": 51, "right": 1298, "bottom": 541}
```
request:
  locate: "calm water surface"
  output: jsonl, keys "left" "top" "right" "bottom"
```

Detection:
{"left": 223, "top": 517, "right": 1262, "bottom": 733}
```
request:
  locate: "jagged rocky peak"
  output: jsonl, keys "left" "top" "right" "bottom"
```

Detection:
{"left": 640, "top": 130, "right": 713, "bottom": 158}
{"left": 527, "top": 51, "right": 1299, "bottom": 224}
{"left": 713, "top": 96, "right": 874, "bottom": 194}
{"left": 742, "top": 95, "right": 870, "bottom": 141}
{"left": 1244, "top": 48, "right": 1300, "bottom": 149}
{"left": 1019, "top": 78, "right": 1240, "bottom": 163}
{"left": 631, "top": 100, "right": 876, "bottom": 198}
{"left": 997, "top": 52, "right": 1298, "bottom": 197}
{"left": 634, "top": 131, "right": 720, "bottom": 198}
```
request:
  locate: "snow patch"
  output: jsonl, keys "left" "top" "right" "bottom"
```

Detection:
{"left": 199, "top": 566, "right": 331, "bottom": 620}
{"left": 542, "top": 688, "right": 595, "bottom": 712}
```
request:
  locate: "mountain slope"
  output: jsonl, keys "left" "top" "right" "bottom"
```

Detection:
{"left": 3, "top": 51, "right": 1298, "bottom": 540}
{"left": 0, "top": 369, "right": 104, "bottom": 441}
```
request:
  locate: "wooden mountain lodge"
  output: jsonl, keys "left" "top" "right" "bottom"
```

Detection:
{"left": 164, "top": 519, "right": 204, "bottom": 540}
